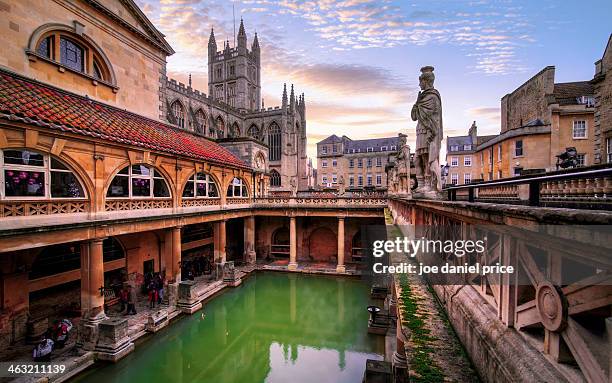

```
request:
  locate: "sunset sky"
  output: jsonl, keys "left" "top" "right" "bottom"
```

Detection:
{"left": 138, "top": 0, "right": 612, "bottom": 163}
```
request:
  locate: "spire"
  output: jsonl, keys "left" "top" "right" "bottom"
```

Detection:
{"left": 252, "top": 31, "right": 260, "bottom": 52}
{"left": 290, "top": 84, "right": 295, "bottom": 110}
{"left": 208, "top": 28, "right": 216, "bottom": 46}
{"left": 237, "top": 18, "right": 247, "bottom": 49}
{"left": 282, "top": 83, "right": 288, "bottom": 108}
{"left": 188, "top": 73, "right": 192, "bottom": 88}
{"left": 208, "top": 27, "right": 217, "bottom": 58}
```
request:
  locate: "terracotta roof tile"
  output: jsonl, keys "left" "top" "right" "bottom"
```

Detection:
{"left": 0, "top": 69, "right": 248, "bottom": 169}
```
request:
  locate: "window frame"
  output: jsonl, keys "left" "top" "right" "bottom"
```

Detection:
{"left": 1, "top": 149, "right": 87, "bottom": 200}
{"left": 450, "top": 173, "right": 458, "bottom": 185}
{"left": 464, "top": 173, "right": 471, "bottom": 184}
{"left": 450, "top": 157, "right": 459, "bottom": 167}
{"left": 464, "top": 156, "right": 472, "bottom": 167}
{"left": 572, "top": 120, "right": 587, "bottom": 139}
{"left": 106, "top": 164, "right": 171, "bottom": 199}
{"left": 182, "top": 172, "right": 219, "bottom": 198}
{"left": 226, "top": 177, "right": 249, "bottom": 198}
{"left": 514, "top": 140, "right": 524, "bottom": 157}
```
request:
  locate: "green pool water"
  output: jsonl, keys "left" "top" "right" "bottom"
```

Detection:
{"left": 72, "top": 272, "right": 384, "bottom": 383}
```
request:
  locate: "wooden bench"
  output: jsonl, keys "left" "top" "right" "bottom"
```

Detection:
{"left": 103, "top": 288, "right": 120, "bottom": 310}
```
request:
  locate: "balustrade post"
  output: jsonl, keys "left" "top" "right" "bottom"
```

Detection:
{"left": 288, "top": 216, "right": 298, "bottom": 271}
{"left": 528, "top": 181, "right": 540, "bottom": 206}
{"left": 336, "top": 217, "right": 345, "bottom": 273}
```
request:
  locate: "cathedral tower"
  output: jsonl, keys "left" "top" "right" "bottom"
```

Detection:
{"left": 207, "top": 19, "right": 261, "bottom": 111}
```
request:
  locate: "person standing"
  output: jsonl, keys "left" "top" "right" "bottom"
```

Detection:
{"left": 126, "top": 285, "right": 137, "bottom": 315}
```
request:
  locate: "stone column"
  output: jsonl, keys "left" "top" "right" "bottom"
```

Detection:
{"left": 244, "top": 216, "right": 256, "bottom": 265}
{"left": 336, "top": 217, "right": 346, "bottom": 273}
{"left": 80, "top": 238, "right": 106, "bottom": 322}
{"left": 172, "top": 227, "right": 182, "bottom": 282}
{"left": 219, "top": 220, "right": 227, "bottom": 264}
{"left": 288, "top": 216, "right": 298, "bottom": 271}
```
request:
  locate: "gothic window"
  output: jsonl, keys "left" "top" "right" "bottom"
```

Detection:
{"left": 230, "top": 122, "right": 241, "bottom": 138}
{"left": 106, "top": 165, "right": 170, "bottom": 198}
{"left": 194, "top": 109, "right": 206, "bottom": 134}
{"left": 270, "top": 170, "right": 281, "bottom": 187}
{"left": 226, "top": 177, "right": 249, "bottom": 198}
{"left": 33, "top": 30, "right": 112, "bottom": 83}
{"left": 1, "top": 149, "right": 85, "bottom": 199}
{"left": 228, "top": 82, "right": 237, "bottom": 107}
{"left": 171, "top": 101, "right": 185, "bottom": 128}
{"left": 247, "top": 124, "right": 260, "bottom": 139}
{"left": 215, "top": 116, "right": 225, "bottom": 138}
{"left": 182, "top": 172, "right": 218, "bottom": 198}
{"left": 268, "top": 122, "right": 281, "bottom": 161}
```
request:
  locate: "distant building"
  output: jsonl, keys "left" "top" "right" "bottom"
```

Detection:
{"left": 446, "top": 66, "right": 596, "bottom": 184}
{"left": 316, "top": 135, "right": 399, "bottom": 189}
{"left": 593, "top": 34, "right": 612, "bottom": 164}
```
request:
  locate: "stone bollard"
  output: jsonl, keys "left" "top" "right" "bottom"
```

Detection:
{"left": 95, "top": 318, "right": 134, "bottom": 362}
{"left": 177, "top": 280, "right": 202, "bottom": 314}
{"left": 146, "top": 309, "right": 169, "bottom": 333}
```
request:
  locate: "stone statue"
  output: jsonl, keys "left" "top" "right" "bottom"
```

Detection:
{"left": 395, "top": 134, "right": 412, "bottom": 196}
{"left": 289, "top": 176, "right": 297, "bottom": 196}
{"left": 411, "top": 66, "right": 443, "bottom": 194}
{"left": 338, "top": 175, "right": 345, "bottom": 195}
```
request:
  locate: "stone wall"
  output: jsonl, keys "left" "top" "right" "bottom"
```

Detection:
{"left": 501, "top": 66, "right": 555, "bottom": 133}
{"left": 593, "top": 35, "right": 612, "bottom": 164}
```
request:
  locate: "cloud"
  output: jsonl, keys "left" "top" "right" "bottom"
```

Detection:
{"left": 468, "top": 106, "right": 500, "bottom": 125}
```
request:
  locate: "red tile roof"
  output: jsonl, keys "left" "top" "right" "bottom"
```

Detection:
{"left": 0, "top": 69, "right": 248, "bottom": 169}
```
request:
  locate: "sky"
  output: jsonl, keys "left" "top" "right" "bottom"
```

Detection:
{"left": 137, "top": 0, "right": 612, "bottom": 164}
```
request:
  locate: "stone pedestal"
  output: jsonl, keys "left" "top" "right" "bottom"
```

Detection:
{"left": 177, "top": 280, "right": 202, "bottom": 314}
{"left": 146, "top": 309, "right": 169, "bottom": 333}
{"left": 77, "top": 312, "right": 107, "bottom": 351}
{"left": 363, "top": 359, "right": 392, "bottom": 383}
{"left": 95, "top": 318, "right": 134, "bottom": 362}
{"left": 166, "top": 282, "right": 178, "bottom": 310}
{"left": 222, "top": 261, "right": 242, "bottom": 287}
{"left": 25, "top": 316, "right": 48, "bottom": 344}
{"left": 245, "top": 250, "right": 256, "bottom": 265}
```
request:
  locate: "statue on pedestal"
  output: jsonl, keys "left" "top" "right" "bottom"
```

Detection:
{"left": 395, "top": 134, "right": 412, "bottom": 196}
{"left": 411, "top": 66, "right": 443, "bottom": 195}
{"left": 338, "top": 175, "right": 345, "bottom": 195}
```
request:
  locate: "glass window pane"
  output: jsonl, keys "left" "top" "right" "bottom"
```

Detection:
{"left": 50, "top": 158, "right": 69, "bottom": 170}
{"left": 153, "top": 179, "right": 169, "bottom": 197}
{"left": 4, "top": 170, "right": 45, "bottom": 197}
{"left": 208, "top": 182, "right": 218, "bottom": 197}
{"left": 196, "top": 172, "right": 207, "bottom": 181}
{"left": 3, "top": 150, "right": 44, "bottom": 166}
{"left": 132, "top": 165, "right": 151, "bottom": 176}
{"left": 182, "top": 181, "right": 194, "bottom": 198}
{"left": 60, "top": 37, "right": 84, "bottom": 72}
{"left": 51, "top": 171, "right": 84, "bottom": 198}
{"left": 132, "top": 178, "right": 150, "bottom": 197}
{"left": 196, "top": 182, "right": 207, "bottom": 197}
{"left": 107, "top": 174, "right": 129, "bottom": 197}
{"left": 117, "top": 166, "right": 129, "bottom": 175}
{"left": 241, "top": 185, "right": 248, "bottom": 197}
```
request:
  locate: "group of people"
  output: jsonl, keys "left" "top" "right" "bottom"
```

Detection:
{"left": 32, "top": 319, "right": 73, "bottom": 361}
{"left": 118, "top": 285, "right": 138, "bottom": 315}
{"left": 145, "top": 272, "right": 164, "bottom": 309}
{"left": 181, "top": 255, "right": 212, "bottom": 281}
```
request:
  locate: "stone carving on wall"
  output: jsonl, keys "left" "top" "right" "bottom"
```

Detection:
{"left": 411, "top": 66, "right": 443, "bottom": 196}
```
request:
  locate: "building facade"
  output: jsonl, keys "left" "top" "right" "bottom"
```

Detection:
{"left": 593, "top": 34, "right": 612, "bottom": 165}
{"left": 446, "top": 66, "right": 597, "bottom": 184}
{"left": 316, "top": 135, "right": 399, "bottom": 189}
{"left": 161, "top": 20, "right": 308, "bottom": 194}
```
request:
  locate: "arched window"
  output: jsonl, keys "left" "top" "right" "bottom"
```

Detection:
{"left": 247, "top": 124, "right": 260, "bottom": 140}
{"left": 215, "top": 116, "right": 225, "bottom": 138}
{"left": 229, "top": 122, "right": 241, "bottom": 138}
{"left": 106, "top": 164, "right": 170, "bottom": 198}
{"left": 268, "top": 122, "right": 281, "bottom": 161}
{"left": 171, "top": 101, "right": 185, "bottom": 129}
{"left": 29, "top": 238, "right": 124, "bottom": 279}
{"left": 182, "top": 172, "right": 219, "bottom": 198}
{"left": 226, "top": 177, "right": 249, "bottom": 198}
{"left": 33, "top": 30, "right": 112, "bottom": 83}
{"left": 194, "top": 109, "right": 206, "bottom": 134}
{"left": 270, "top": 170, "right": 281, "bottom": 187}
{"left": 1, "top": 149, "right": 85, "bottom": 199}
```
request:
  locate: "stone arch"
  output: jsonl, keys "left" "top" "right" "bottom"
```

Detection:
{"left": 170, "top": 99, "right": 186, "bottom": 129}
{"left": 193, "top": 108, "right": 207, "bottom": 134}
{"left": 308, "top": 227, "right": 337, "bottom": 262}
{"left": 104, "top": 162, "right": 174, "bottom": 199}
{"left": 247, "top": 123, "right": 261, "bottom": 139}
{"left": 269, "top": 169, "right": 281, "bottom": 187}
{"left": 179, "top": 170, "right": 221, "bottom": 199}
{"left": 0, "top": 147, "right": 92, "bottom": 200}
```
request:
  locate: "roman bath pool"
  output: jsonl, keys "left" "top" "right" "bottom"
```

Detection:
{"left": 71, "top": 272, "right": 384, "bottom": 383}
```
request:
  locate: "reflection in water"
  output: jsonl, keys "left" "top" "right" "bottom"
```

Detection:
{"left": 72, "top": 273, "right": 384, "bottom": 383}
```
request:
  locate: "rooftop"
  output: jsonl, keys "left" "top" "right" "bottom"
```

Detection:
{"left": 0, "top": 69, "right": 248, "bottom": 169}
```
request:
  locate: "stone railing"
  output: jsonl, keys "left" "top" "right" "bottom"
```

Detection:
{"left": 105, "top": 198, "right": 172, "bottom": 211}
{"left": 446, "top": 164, "right": 612, "bottom": 209}
{"left": 226, "top": 198, "right": 251, "bottom": 205}
{"left": 0, "top": 200, "right": 89, "bottom": 217}
{"left": 389, "top": 198, "right": 612, "bottom": 382}
{"left": 254, "top": 197, "right": 388, "bottom": 207}
{"left": 180, "top": 198, "right": 221, "bottom": 207}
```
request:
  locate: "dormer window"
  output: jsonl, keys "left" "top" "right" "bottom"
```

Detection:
{"left": 577, "top": 96, "right": 595, "bottom": 107}
{"left": 450, "top": 145, "right": 459, "bottom": 151}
